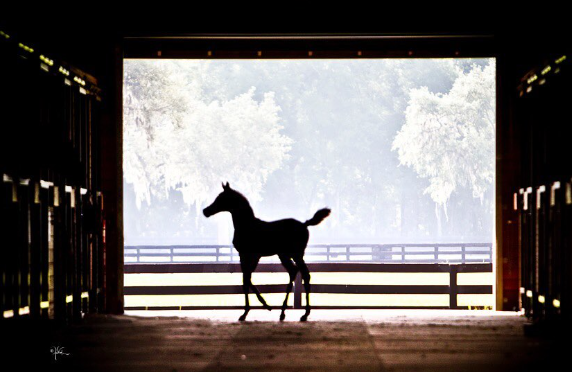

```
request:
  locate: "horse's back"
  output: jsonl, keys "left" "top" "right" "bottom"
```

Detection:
{"left": 242, "top": 218, "right": 309, "bottom": 257}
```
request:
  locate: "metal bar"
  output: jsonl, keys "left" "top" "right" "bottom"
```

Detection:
{"left": 124, "top": 34, "right": 495, "bottom": 41}
{"left": 125, "top": 250, "right": 493, "bottom": 257}
{"left": 128, "top": 243, "right": 492, "bottom": 248}
{"left": 127, "top": 245, "right": 494, "bottom": 264}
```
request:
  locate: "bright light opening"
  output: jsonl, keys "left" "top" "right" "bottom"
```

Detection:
{"left": 123, "top": 58, "right": 496, "bottom": 310}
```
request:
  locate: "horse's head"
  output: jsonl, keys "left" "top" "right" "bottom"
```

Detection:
{"left": 203, "top": 182, "right": 242, "bottom": 217}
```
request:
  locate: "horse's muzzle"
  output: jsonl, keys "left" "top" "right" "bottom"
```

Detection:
{"left": 203, "top": 207, "right": 213, "bottom": 218}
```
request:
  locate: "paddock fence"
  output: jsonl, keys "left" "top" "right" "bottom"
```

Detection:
{"left": 124, "top": 243, "right": 492, "bottom": 264}
{"left": 124, "top": 244, "right": 494, "bottom": 310}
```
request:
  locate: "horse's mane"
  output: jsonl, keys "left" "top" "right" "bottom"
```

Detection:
{"left": 229, "top": 188, "right": 248, "bottom": 202}
{"left": 229, "top": 189, "right": 254, "bottom": 215}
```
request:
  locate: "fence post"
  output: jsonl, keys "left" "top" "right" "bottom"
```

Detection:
{"left": 294, "top": 273, "right": 303, "bottom": 309}
{"left": 450, "top": 265, "right": 458, "bottom": 309}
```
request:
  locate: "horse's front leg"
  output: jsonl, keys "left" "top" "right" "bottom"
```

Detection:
{"left": 242, "top": 256, "right": 271, "bottom": 311}
{"left": 239, "top": 271, "right": 251, "bottom": 321}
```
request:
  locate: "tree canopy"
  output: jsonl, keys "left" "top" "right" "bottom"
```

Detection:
{"left": 123, "top": 59, "right": 495, "bottom": 245}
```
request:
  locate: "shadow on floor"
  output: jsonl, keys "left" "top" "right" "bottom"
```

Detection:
{"left": 1, "top": 312, "right": 568, "bottom": 372}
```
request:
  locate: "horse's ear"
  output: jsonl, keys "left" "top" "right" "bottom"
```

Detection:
{"left": 222, "top": 182, "right": 230, "bottom": 191}
{"left": 225, "top": 182, "right": 230, "bottom": 189}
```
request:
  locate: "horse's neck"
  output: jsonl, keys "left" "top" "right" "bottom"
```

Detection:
{"left": 231, "top": 204, "right": 256, "bottom": 230}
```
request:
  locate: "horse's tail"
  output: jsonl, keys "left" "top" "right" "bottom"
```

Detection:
{"left": 304, "top": 208, "right": 331, "bottom": 227}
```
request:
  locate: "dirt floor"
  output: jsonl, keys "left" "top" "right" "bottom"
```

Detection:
{"left": 2, "top": 310, "right": 568, "bottom": 372}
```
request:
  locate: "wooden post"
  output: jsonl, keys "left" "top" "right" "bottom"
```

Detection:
{"left": 449, "top": 265, "right": 458, "bottom": 309}
{"left": 100, "top": 41, "right": 125, "bottom": 314}
{"left": 294, "top": 273, "right": 303, "bottom": 309}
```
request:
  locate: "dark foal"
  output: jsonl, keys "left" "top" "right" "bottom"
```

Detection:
{"left": 203, "top": 182, "right": 330, "bottom": 322}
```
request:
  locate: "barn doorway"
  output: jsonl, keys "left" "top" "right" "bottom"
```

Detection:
{"left": 122, "top": 56, "right": 496, "bottom": 313}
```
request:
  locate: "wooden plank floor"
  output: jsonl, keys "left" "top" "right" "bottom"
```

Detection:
{"left": 2, "top": 310, "right": 567, "bottom": 372}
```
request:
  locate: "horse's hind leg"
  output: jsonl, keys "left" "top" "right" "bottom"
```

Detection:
{"left": 294, "top": 257, "right": 311, "bottom": 321}
{"left": 239, "top": 271, "right": 252, "bottom": 321}
{"left": 278, "top": 255, "right": 298, "bottom": 321}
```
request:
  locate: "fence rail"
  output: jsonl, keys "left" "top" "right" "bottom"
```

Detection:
{"left": 125, "top": 243, "right": 492, "bottom": 264}
{"left": 124, "top": 262, "right": 493, "bottom": 310}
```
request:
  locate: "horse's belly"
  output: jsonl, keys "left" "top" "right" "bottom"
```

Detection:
{"left": 251, "top": 242, "right": 280, "bottom": 257}
{"left": 234, "top": 240, "right": 284, "bottom": 257}
{"left": 233, "top": 221, "right": 308, "bottom": 256}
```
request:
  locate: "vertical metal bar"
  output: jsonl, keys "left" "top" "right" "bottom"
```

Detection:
{"left": 30, "top": 181, "right": 42, "bottom": 318}
{"left": 1, "top": 177, "right": 17, "bottom": 319}
{"left": 18, "top": 181, "right": 32, "bottom": 317}
{"left": 48, "top": 186, "right": 56, "bottom": 320}
{"left": 73, "top": 187, "right": 82, "bottom": 320}
{"left": 562, "top": 181, "right": 572, "bottom": 322}
{"left": 40, "top": 183, "right": 50, "bottom": 318}
{"left": 536, "top": 186, "right": 546, "bottom": 321}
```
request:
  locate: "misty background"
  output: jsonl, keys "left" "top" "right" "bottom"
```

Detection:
{"left": 123, "top": 58, "right": 495, "bottom": 246}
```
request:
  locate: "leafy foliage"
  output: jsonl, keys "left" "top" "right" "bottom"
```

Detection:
{"left": 123, "top": 59, "right": 495, "bottom": 245}
{"left": 393, "top": 62, "right": 495, "bottom": 208}
{"left": 124, "top": 60, "right": 291, "bottom": 209}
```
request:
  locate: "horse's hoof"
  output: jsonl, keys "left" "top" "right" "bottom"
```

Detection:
{"left": 266, "top": 306, "right": 272, "bottom": 312}
{"left": 300, "top": 315, "right": 308, "bottom": 322}
{"left": 239, "top": 315, "right": 247, "bottom": 322}
{"left": 279, "top": 313, "right": 286, "bottom": 321}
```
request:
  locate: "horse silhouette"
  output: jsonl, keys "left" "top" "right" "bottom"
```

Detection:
{"left": 203, "top": 182, "right": 331, "bottom": 321}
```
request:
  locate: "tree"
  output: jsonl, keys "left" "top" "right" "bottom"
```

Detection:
{"left": 123, "top": 58, "right": 495, "bottom": 245}
{"left": 124, "top": 60, "right": 292, "bottom": 210}
{"left": 392, "top": 61, "right": 495, "bottom": 235}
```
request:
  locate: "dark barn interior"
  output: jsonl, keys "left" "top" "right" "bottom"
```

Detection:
{"left": 1, "top": 10, "right": 571, "bottom": 372}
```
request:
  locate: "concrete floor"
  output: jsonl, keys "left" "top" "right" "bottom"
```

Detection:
{"left": 3, "top": 310, "right": 567, "bottom": 372}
